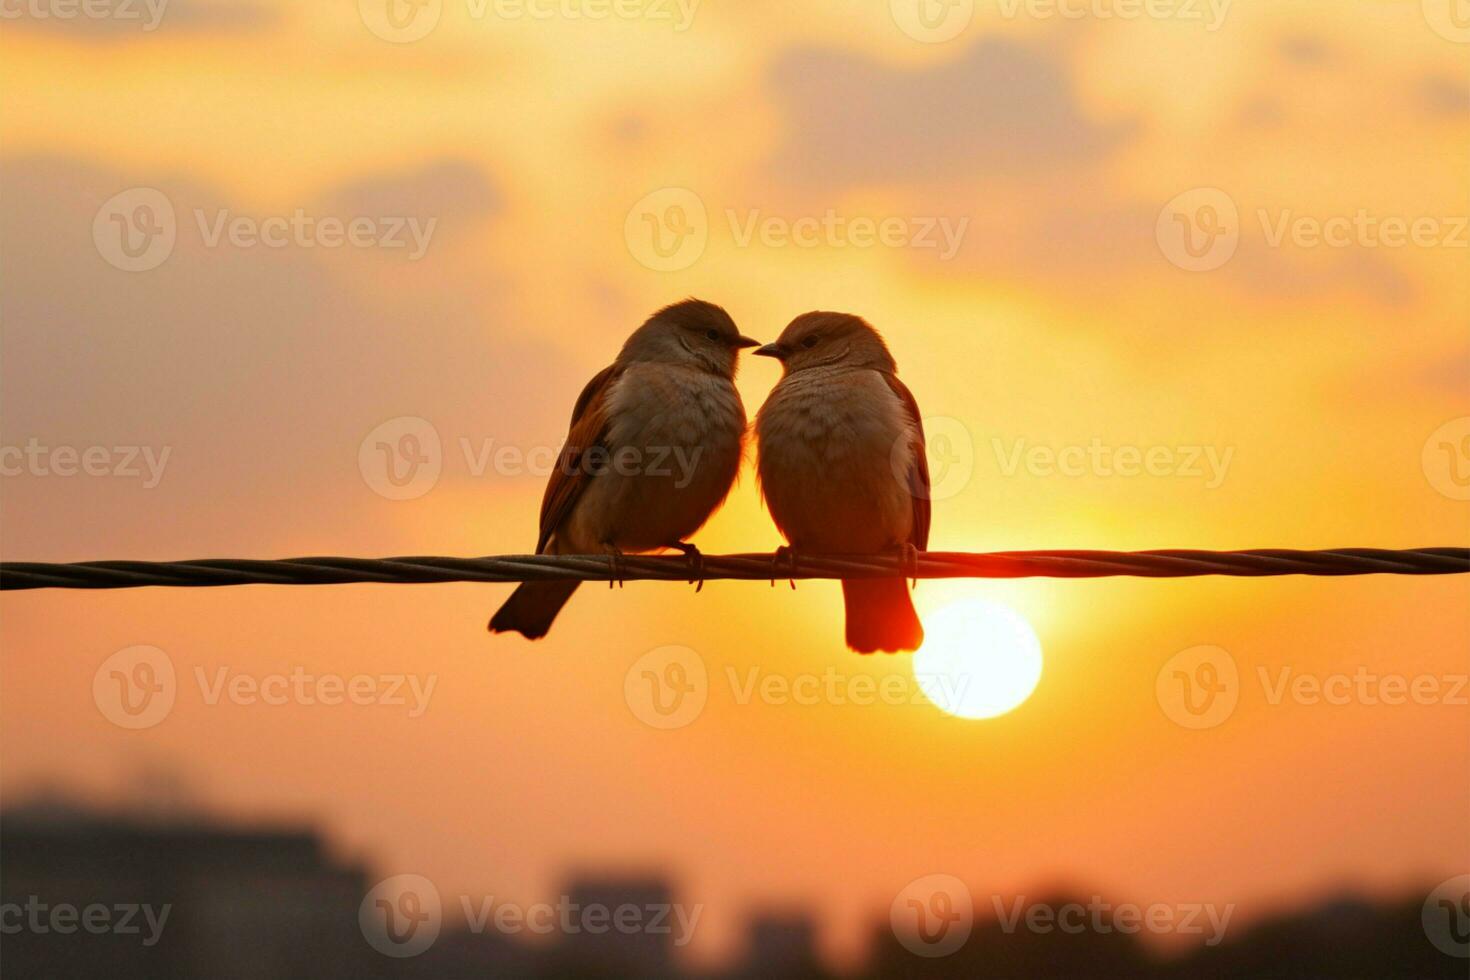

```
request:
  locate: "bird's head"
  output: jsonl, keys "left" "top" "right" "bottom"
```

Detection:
{"left": 620, "top": 299, "right": 760, "bottom": 378}
{"left": 754, "top": 311, "right": 897, "bottom": 374}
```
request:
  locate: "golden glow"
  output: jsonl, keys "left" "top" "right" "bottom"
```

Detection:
{"left": 913, "top": 599, "right": 1043, "bottom": 720}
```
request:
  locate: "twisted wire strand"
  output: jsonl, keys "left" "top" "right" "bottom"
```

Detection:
{"left": 1, "top": 548, "right": 1466, "bottom": 591}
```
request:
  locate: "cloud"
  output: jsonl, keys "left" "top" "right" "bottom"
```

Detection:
{"left": 0, "top": 154, "right": 576, "bottom": 559}
{"left": 322, "top": 160, "right": 502, "bottom": 235}
{"left": 1419, "top": 74, "right": 1470, "bottom": 117}
{"left": 765, "top": 39, "right": 1134, "bottom": 187}
{"left": 1278, "top": 34, "right": 1332, "bottom": 66}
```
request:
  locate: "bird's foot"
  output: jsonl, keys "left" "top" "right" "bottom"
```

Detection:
{"left": 668, "top": 542, "right": 705, "bottom": 593}
{"left": 770, "top": 545, "right": 799, "bottom": 590}
{"left": 602, "top": 544, "right": 626, "bottom": 589}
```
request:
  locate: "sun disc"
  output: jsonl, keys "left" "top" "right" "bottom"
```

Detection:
{"left": 913, "top": 600, "right": 1043, "bottom": 719}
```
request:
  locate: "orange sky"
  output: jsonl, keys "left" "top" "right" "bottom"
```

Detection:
{"left": 2, "top": 0, "right": 1467, "bottom": 968}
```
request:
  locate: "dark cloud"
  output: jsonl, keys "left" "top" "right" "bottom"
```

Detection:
{"left": 765, "top": 39, "right": 1133, "bottom": 187}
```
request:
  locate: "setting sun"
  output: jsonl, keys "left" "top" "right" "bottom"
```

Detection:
{"left": 912, "top": 599, "right": 1044, "bottom": 720}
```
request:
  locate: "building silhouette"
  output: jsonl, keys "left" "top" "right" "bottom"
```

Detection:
{"left": 2, "top": 794, "right": 1464, "bottom": 979}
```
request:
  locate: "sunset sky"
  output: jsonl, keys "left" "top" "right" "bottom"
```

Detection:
{"left": 2, "top": 0, "right": 1467, "bottom": 968}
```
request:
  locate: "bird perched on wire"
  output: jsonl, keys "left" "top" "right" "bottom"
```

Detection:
{"left": 490, "top": 299, "right": 760, "bottom": 639}
{"left": 754, "top": 312, "right": 930, "bottom": 653}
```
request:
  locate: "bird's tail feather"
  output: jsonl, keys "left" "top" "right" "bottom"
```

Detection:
{"left": 488, "top": 581, "right": 580, "bottom": 639}
{"left": 842, "top": 579, "right": 923, "bottom": 654}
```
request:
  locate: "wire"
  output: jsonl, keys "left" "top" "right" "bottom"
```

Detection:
{"left": 1, "top": 548, "right": 1466, "bottom": 591}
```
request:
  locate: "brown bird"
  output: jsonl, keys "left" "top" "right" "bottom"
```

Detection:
{"left": 754, "top": 312, "right": 930, "bottom": 653}
{"left": 490, "top": 299, "right": 759, "bottom": 639}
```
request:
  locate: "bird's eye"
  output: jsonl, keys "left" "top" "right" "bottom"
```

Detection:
{"left": 801, "top": 335, "right": 819, "bottom": 349}
{"left": 705, "top": 329, "right": 721, "bottom": 342}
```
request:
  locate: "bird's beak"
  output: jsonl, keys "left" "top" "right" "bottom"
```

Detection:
{"left": 733, "top": 335, "right": 762, "bottom": 349}
{"left": 753, "top": 343, "right": 785, "bottom": 359}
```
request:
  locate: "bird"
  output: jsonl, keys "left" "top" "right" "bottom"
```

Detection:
{"left": 753, "top": 312, "right": 930, "bottom": 653}
{"left": 489, "top": 299, "right": 760, "bottom": 639}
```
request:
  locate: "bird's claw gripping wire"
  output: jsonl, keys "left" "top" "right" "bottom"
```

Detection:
{"left": 770, "top": 545, "right": 799, "bottom": 590}
{"left": 669, "top": 542, "right": 705, "bottom": 593}
{"left": 603, "top": 546, "right": 626, "bottom": 589}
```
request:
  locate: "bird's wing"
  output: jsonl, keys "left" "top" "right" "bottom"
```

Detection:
{"left": 536, "top": 363, "right": 623, "bottom": 554}
{"left": 882, "top": 372, "right": 931, "bottom": 550}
